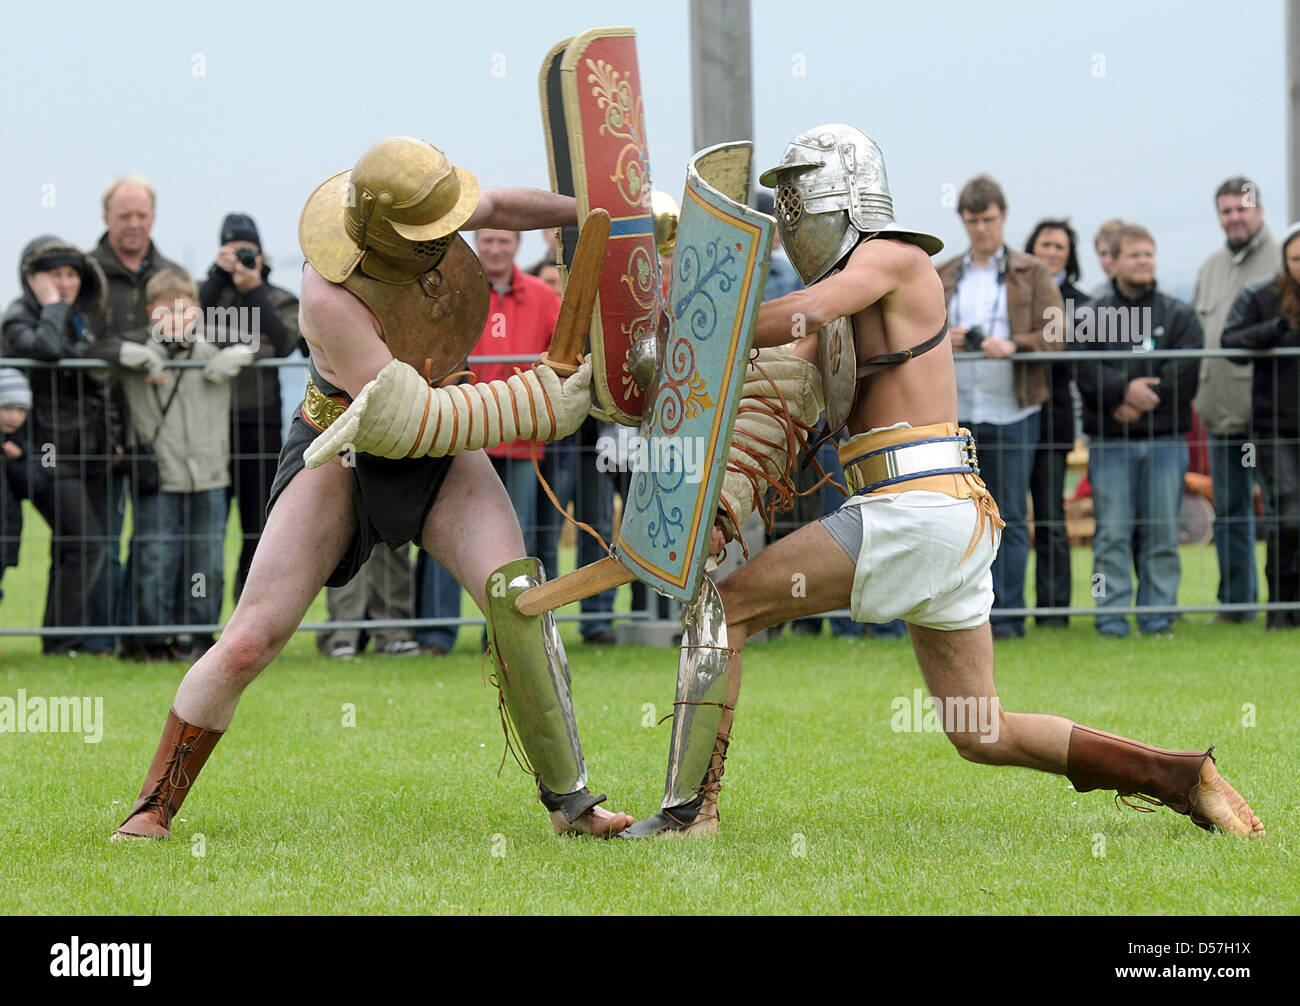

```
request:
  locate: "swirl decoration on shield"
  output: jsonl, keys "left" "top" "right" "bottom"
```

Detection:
{"left": 539, "top": 26, "right": 661, "bottom": 426}
{"left": 613, "top": 141, "right": 773, "bottom": 603}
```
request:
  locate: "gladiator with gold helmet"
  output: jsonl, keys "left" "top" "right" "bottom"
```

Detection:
{"left": 113, "top": 136, "right": 637, "bottom": 842}
{"left": 622, "top": 124, "right": 1264, "bottom": 841}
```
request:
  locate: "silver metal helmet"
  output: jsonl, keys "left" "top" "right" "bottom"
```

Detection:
{"left": 758, "top": 124, "right": 943, "bottom": 285}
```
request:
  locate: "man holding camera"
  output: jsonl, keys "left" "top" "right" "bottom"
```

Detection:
{"left": 937, "top": 175, "right": 1061, "bottom": 639}
{"left": 198, "top": 213, "right": 301, "bottom": 601}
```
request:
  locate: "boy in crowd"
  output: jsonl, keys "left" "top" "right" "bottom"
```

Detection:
{"left": 108, "top": 269, "right": 253, "bottom": 660}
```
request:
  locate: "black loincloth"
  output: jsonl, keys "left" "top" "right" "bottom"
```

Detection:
{"left": 267, "top": 363, "right": 455, "bottom": 587}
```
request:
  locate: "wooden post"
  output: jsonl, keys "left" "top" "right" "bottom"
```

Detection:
{"left": 1289, "top": 0, "right": 1300, "bottom": 220}
{"left": 690, "top": 0, "right": 754, "bottom": 177}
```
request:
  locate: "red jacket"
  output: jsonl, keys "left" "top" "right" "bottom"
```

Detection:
{"left": 471, "top": 266, "right": 560, "bottom": 459}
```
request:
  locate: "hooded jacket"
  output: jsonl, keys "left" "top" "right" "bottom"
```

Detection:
{"left": 111, "top": 325, "right": 234, "bottom": 494}
{"left": 1, "top": 236, "right": 120, "bottom": 477}
{"left": 1, "top": 422, "right": 38, "bottom": 572}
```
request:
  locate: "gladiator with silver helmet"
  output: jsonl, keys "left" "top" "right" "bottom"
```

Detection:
{"left": 759, "top": 123, "right": 944, "bottom": 439}
{"left": 619, "top": 122, "right": 1265, "bottom": 844}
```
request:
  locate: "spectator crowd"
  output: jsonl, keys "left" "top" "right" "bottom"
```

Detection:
{"left": 2, "top": 169, "right": 1299, "bottom": 658}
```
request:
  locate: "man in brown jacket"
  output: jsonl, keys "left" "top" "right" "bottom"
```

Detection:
{"left": 937, "top": 175, "right": 1062, "bottom": 638}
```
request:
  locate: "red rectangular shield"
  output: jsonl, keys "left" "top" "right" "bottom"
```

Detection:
{"left": 540, "top": 26, "right": 660, "bottom": 426}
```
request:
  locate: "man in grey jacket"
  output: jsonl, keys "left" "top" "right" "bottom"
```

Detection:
{"left": 1192, "top": 177, "right": 1281, "bottom": 622}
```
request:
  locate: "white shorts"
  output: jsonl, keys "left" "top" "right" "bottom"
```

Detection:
{"left": 821, "top": 490, "right": 998, "bottom": 631}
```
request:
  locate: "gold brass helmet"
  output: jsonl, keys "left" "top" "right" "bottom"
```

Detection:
{"left": 298, "top": 137, "right": 490, "bottom": 383}
{"left": 651, "top": 190, "right": 680, "bottom": 257}
{"left": 299, "top": 136, "right": 481, "bottom": 285}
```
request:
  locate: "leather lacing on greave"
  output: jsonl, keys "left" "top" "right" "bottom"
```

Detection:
{"left": 481, "top": 648, "right": 539, "bottom": 782}
{"left": 657, "top": 640, "right": 739, "bottom": 826}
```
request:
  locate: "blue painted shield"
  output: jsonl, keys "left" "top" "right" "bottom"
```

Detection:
{"left": 613, "top": 142, "right": 773, "bottom": 602}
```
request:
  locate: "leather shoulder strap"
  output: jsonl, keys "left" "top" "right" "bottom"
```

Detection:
{"left": 855, "top": 318, "right": 950, "bottom": 379}
{"left": 801, "top": 317, "right": 951, "bottom": 463}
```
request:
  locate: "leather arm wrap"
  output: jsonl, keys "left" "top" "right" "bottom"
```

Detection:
{"left": 716, "top": 347, "right": 824, "bottom": 545}
{"left": 304, "top": 356, "right": 592, "bottom": 468}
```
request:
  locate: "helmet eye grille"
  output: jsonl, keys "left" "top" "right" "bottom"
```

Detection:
{"left": 775, "top": 184, "right": 803, "bottom": 226}
{"left": 412, "top": 236, "right": 452, "bottom": 261}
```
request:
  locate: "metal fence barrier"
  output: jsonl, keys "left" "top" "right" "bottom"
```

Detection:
{"left": 2, "top": 346, "right": 1298, "bottom": 645}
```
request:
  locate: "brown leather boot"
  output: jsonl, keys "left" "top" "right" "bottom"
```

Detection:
{"left": 1066, "top": 725, "right": 1214, "bottom": 830}
{"left": 113, "top": 708, "right": 223, "bottom": 839}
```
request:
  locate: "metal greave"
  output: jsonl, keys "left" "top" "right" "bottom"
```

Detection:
{"left": 483, "top": 557, "right": 586, "bottom": 796}
{"left": 660, "top": 576, "right": 732, "bottom": 809}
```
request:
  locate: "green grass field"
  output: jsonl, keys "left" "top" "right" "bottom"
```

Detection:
{"left": 1, "top": 509, "right": 1296, "bottom": 914}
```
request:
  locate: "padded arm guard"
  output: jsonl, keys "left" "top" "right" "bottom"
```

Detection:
{"left": 304, "top": 356, "right": 592, "bottom": 468}
{"left": 716, "top": 347, "right": 824, "bottom": 543}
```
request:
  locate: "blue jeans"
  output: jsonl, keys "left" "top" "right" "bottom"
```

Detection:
{"left": 1089, "top": 436, "right": 1188, "bottom": 635}
{"left": 130, "top": 488, "right": 226, "bottom": 647}
{"left": 1208, "top": 434, "right": 1258, "bottom": 611}
{"left": 964, "top": 410, "right": 1040, "bottom": 636}
{"left": 415, "top": 454, "right": 540, "bottom": 653}
{"left": 413, "top": 550, "right": 462, "bottom": 653}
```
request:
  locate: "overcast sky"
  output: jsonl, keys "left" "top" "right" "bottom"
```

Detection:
{"left": 0, "top": 0, "right": 1287, "bottom": 308}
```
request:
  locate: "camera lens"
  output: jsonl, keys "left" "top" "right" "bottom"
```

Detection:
{"left": 235, "top": 248, "right": 257, "bottom": 270}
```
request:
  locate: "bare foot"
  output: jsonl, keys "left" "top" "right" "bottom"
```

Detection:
{"left": 549, "top": 804, "right": 635, "bottom": 838}
{"left": 1193, "top": 761, "right": 1265, "bottom": 837}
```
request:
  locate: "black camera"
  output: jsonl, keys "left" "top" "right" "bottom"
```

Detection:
{"left": 235, "top": 247, "right": 259, "bottom": 270}
{"left": 964, "top": 325, "right": 987, "bottom": 351}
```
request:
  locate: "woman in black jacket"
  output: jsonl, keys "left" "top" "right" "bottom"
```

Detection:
{"left": 1222, "top": 221, "right": 1300, "bottom": 629}
{"left": 1, "top": 236, "right": 118, "bottom": 654}
{"left": 1025, "top": 219, "right": 1086, "bottom": 626}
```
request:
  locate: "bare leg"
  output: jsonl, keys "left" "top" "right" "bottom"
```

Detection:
{"left": 907, "top": 622, "right": 1071, "bottom": 772}
{"left": 173, "top": 458, "right": 357, "bottom": 729}
{"left": 668, "top": 517, "right": 1263, "bottom": 837}
{"left": 419, "top": 450, "right": 633, "bottom": 837}
{"left": 113, "top": 459, "right": 357, "bottom": 839}
{"left": 907, "top": 623, "right": 1263, "bottom": 835}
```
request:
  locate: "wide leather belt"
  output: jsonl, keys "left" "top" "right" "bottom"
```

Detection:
{"left": 302, "top": 375, "right": 350, "bottom": 432}
{"left": 837, "top": 422, "right": 1004, "bottom": 561}
{"left": 841, "top": 437, "right": 978, "bottom": 495}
